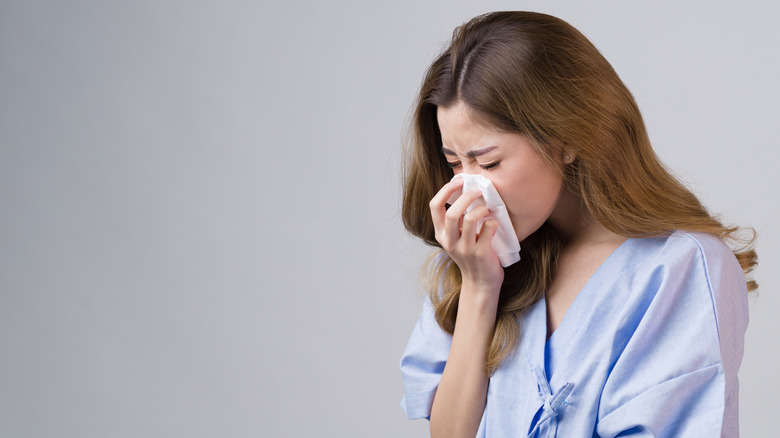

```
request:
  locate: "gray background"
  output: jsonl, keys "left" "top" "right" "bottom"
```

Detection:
{"left": 1, "top": 0, "right": 777, "bottom": 436}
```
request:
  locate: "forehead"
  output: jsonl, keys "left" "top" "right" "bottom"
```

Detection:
{"left": 437, "top": 101, "right": 484, "bottom": 130}
{"left": 436, "top": 102, "right": 500, "bottom": 148}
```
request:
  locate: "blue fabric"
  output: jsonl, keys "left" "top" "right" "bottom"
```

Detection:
{"left": 399, "top": 231, "right": 748, "bottom": 437}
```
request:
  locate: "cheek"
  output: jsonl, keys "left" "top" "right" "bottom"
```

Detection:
{"left": 495, "top": 170, "right": 563, "bottom": 218}
{"left": 526, "top": 171, "right": 563, "bottom": 199}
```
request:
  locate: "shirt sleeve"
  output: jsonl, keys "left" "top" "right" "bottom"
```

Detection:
{"left": 399, "top": 295, "right": 453, "bottom": 420}
{"left": 595, "top": 233, "right": 749, "bottom": 437}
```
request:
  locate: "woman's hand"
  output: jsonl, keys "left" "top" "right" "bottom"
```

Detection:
{"left": 429, "top": 178, "right": 505, "bottom": 293}
{"left": 428, "top": 178, "right": 505, "bottom": 437}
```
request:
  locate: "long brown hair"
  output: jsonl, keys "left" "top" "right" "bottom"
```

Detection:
{"left": 401, "top": 11, "right": 757, "bottom": 374}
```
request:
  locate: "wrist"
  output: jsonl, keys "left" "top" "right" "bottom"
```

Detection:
{"left": 461, "top": 275, "right": 502, "bottom": 296}
{"left": 459, "top": 279, "right": 501, "bottom": 307}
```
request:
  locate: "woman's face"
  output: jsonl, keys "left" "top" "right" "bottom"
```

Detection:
{"left": 437, "top": 101, "right": 568, "bottom": 241}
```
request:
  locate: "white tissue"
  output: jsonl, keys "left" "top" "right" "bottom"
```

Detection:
{"left": 446, "top": 174, "right": 521, "bottom": 267}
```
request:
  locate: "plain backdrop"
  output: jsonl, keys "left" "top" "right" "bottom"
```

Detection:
{"left": 1, "top": 0, "right": 778, "bottom": 436}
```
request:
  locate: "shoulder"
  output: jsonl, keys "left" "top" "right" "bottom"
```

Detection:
{"left": 633, "top": 230, "right": 732, "bottom": 263}
{"left": 613, "top": 230, "right": 749, "bottom": 374}
{"left": 624, "top": 231, "right": 744, "bottom": 291}
{"left": 619, "top": 230, "right": 748, "bottom": 319}
{"left": 660, "top": 230, "right": 738, "bottom": 267}
{"left": 594, "top": 230, "right": 749, "bottom": 377}
{"left": 660, "top": 231, "right": 749, "bottom": 365}
{"left": 596, "top": 231, "right": 748, "bottom": 433}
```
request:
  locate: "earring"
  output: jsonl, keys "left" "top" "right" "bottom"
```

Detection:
{"left": 564, "top": 155, "right": 570, "bottom": 161}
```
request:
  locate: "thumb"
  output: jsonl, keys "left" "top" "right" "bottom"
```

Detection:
{"left": 478, "top": 219, "right": 499, "bottom": 242}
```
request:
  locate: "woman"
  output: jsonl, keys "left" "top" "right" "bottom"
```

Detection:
{"left": 399, "top": 11, "right": 757, "bottom": 437}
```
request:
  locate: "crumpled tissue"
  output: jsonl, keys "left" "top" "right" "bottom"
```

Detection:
{"left": 446, "top": 174, "right": 521, "bottom": 267}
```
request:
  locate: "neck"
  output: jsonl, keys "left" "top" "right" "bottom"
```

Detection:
{"left": 547, "top": 187, "right": 621, "bottom": 246}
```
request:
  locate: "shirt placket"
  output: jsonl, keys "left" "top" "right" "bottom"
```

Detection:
{"left": 527, "top": 361, "right": 575, "bottom": 438}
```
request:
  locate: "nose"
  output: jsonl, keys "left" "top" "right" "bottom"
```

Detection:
{"left": 457, "top": 163, "right": 487, "bottom": 176}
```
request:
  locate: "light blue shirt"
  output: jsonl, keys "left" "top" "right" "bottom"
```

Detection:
{"left": 400, "top": 231, "right": 748, "bottom": 437}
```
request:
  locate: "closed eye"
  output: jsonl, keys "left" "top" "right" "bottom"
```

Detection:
{"left": 446, "top": 161, "right": 461, "bottom": 169}
{"left": 480, "top": 161, "right": 500, "bottom": 170}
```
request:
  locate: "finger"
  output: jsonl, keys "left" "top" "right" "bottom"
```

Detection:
{"left": 444, "top": 189, "right": 483, "bottom": 243}
{"left": 444, "top": 189, "right": 482, "bottom": 222}
{"left": 429, "top": 178, "right": 464, "bottom": 233}
{"left": 460, "top": 205, "right": 491, "bottom": 243}
{"left": 476, "top": 219, "right": 499, "bottom": 247}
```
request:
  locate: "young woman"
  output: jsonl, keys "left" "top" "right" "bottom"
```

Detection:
{"left": 399, "top": 11, "right": 757, "bottom": 437}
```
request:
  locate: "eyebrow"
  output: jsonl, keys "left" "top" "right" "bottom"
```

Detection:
{"left": 441, "top": 146, "right": 498, "bottom": 158}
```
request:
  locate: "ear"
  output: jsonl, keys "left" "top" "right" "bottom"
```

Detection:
{"left": 562, "top": 150, "right": 576, "bottom": 164}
